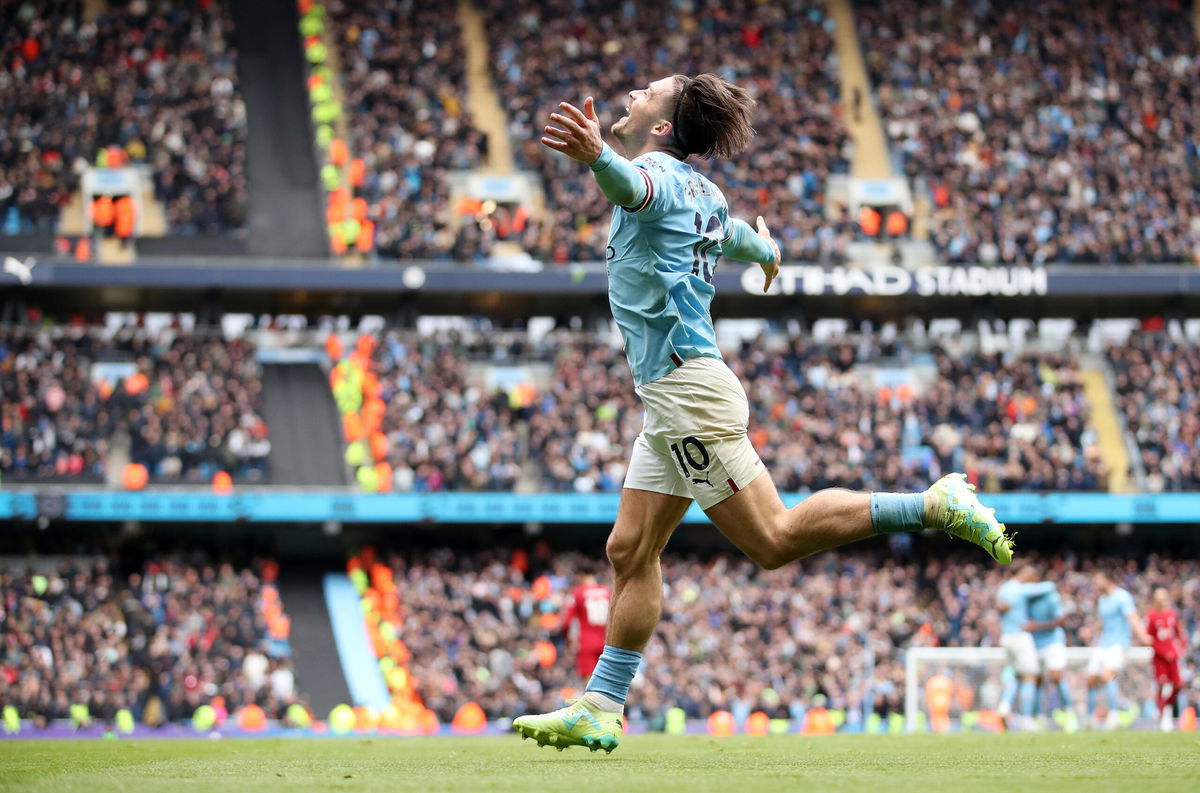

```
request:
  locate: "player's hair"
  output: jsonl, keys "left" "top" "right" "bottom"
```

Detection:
{"left": 670, "top": 73, "right": 756, "bottom": 159}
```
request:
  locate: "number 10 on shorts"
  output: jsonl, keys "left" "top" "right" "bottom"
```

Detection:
{"left": 670, "top": 436, "right": 712, "bottom": 486}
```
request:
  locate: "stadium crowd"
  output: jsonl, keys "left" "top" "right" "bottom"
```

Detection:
{"left": 369, "top": 330, "right": 523, "bottom": 492}
{"left": 381, "top": 545, "right": 1198, "bottom": 724}
{"left": 1108, "top": 332, "right": 1200, "bottom": 491}
{"left": 0, "top": 555, "right": 303, "bottom": 727}
{"left": 0, "top": 327, "right": 268, "bottom": 482}
{"left": 473, "top": 330, "right": 1106, "bottom": 495}
{"left": 483, "top": 0, "right": 852, "bottom": 265}
{"left": 0, "top": 0, "right": 248, "bottom": 236}
{"left": 328, "top": 0, "right": 488, "bottom": 260}
{"left": 858, "top": 0, "right": 1200, "bottom": 265}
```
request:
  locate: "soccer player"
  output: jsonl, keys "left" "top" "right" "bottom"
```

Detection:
{"left": 1085, "top": 572, "right": 1151, "bottom": 729}
{"left": 514, "top": 74, "right": 1013, "bottom": 754}
{"left": 562, "top": 573, "right": 611, "bottom": 681}
{"left": 1025, "top": 583, "right": 1074, "bottom": 730}
{"left": 996, "top": 565, "right": 1053, "bottom": 730}
{"left": 1145, "top": 587, "right": 1186, "bottom": 731}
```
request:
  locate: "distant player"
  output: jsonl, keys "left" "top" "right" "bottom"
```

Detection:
{"left": 1145, "top": 587, "right": 1186, "bottom": 731}
{"left": 997, "top": 565, "right": 1054, "bottom": 729}
{"left": 1085, "top": 572, "right": 1151, "bottom": 729}
{"left": 513, "top": 73, "right": 1013, "bottom": 754}
{"left": 1025, "top": 583, "right": 1074, "bottom": 730}
{"left": 562, "top": 573, "right": 611, "bottom": 681}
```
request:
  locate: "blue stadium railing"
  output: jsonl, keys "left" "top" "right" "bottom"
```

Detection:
{"left": 1, "top": 489, "right": 1196, "bottom": 524}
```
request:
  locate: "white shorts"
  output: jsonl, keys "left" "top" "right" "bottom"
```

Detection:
{"left": 1038, "top": 643, "right": 1067, "bottom": 673}
{"left": 1002, "top": 632, "right": 1039, "bottom": 676}
{"left": 624, "top": 356, "right": 764, "bottom": 510}
{"left": 1086, "top": 646, "right": 1126, "bottom": 676}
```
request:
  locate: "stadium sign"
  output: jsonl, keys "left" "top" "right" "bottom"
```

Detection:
{"left": 12, "top": 257, "right": 1200, "bottom": 297}
{"left": 740, "top": 265, "right": 1048, "bottom": 297}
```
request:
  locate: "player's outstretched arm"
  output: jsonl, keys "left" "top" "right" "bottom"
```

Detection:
{"left": 724, "top": 216, "right": 781, "bottom": 292}
{"left": 541, "top": 97, "right": 649, "bottom": 210}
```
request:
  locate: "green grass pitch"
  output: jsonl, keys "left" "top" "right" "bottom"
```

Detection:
{"left": 2, "top": 733, "right": 1197, "bottom": 793}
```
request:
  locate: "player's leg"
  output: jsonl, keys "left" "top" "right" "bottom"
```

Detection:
{"left": 514, "top": 436, "right": 690, "bottom": 753}
{"left": 601, "top": 487, "right": 692, "bottom": 653}
{"left": 647, "top": 357, "right": 1011, "bottom": 567}
{"left": 1085, "top": 651, "right": 1104, "bottom": 725}
{"left": 704, "top": 472, "right": 872, "bottom": 567}
{"left": 703, "top": 468, "right": 1011, "bottom": 569}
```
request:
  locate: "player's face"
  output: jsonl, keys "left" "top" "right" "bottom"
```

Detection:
{"left": 612, "top": 76, "right": 677, "bottom": 146}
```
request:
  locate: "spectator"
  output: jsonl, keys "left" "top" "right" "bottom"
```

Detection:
{"left": 0, "top": 0, "right": 248, "bottom": 236}
{"left": 858, "top": 0, "right": 1200, "bottom": 265}
{"left": 0, "top": 555, "right": 306, "bottom": 726}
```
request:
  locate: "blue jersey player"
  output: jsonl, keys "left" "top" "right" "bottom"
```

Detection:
{"left": 1086, "top": 573, "right": 1150, "bottom": 728}
{"left": 514, "top": 73, "right": 1013, "bottom": 754}
{"left": 1025, "top": 585, "right": 1073, "bottom": 728}
{"left": 997, "top": 566, "right": 1054, "bottom": 727}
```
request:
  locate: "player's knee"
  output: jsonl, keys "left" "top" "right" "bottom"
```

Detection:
{"left": 747, "top": 540, "right": 790, "bottom": 571}
{"left": 605, "top": 531, "right": 654, "bottom": 576}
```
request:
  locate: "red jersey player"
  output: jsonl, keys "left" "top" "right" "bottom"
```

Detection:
{"left": 562, "top": 573, "right": 611, "bottom": 680}
{"left": 1145, "top": 587, "right": 1187, "bottom": 730}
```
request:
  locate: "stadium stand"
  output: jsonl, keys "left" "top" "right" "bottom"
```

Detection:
{"left": 0, "top": 555, "right": 305, "bottom": 727}
{"left": 325, "top": 0, "right": 487, "bottom": 260}
{"left": 483, "top": 0, "right": 851, "bottom": 264}
{"left": 1107, "top": 332, "right": 1200, "bottom": 491}
{"left": 342, "top": 328, "right": 1107, "bottom": 494}
{"left": 372, "top": 545, "right": 1199, "bottom": 724}
{"left": 857, "top": 0, "right": 1200, "bottom": 265}
{"left": 0, "top": 327, "right": 268, "bottom": 483}
{"left": 0, "top": 0, "right": 248, "bottom": 237}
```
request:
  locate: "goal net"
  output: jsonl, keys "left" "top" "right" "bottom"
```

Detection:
{"left": 904, "top": 646, "right": 1154, "bottom": 731}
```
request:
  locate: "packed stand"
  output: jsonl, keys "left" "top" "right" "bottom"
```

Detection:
{"left": 0, "top": 0, "right": 248, "bottom": 236}
{"left": 380, "top": 545, "right": 1199, "bottom": 725}
{"left": 858, "top": 0, "right": 1200, "bottom": 265}
{"left": 1107, "top": 333, "right": 1200, "bottom": 491}
{"left": 0, "top": 326, "right": 113, "bottom": 481}
{"left": 368, "top": 330, "right": 523, "bottom": 492}
{"left": 738, "top": 338, "right": 1106, "bottom": 493}
{"left": 526, "top": 332, "right": 1105, "bottom": 494}
{"left": 0, "top": 326, "right": 268, "bottom": 483}
{"left": 485, "top": 0, "right": 851, "bottom": 264}
{"left": 0, "top": 555, "right": 304, "bottom": 728}
{"left": 327, "top": 0, "right": 488, "bottom": 260}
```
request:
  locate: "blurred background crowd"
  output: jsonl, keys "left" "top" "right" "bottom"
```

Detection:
{"left": 0, "top": 554, "right": 301, "bottom": 726}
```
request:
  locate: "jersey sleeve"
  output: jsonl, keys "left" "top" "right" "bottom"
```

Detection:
{"left": 1119, "top": 590, "right": 1136, "bottom": 616}
{"left": 626, "top": 153, "right": 674, "bottom": 221}
{"left": 1024, "top": 581, "right": 1056, "bottom": 598}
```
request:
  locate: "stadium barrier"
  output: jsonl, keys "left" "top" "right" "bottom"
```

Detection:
{"left": 2, "top": 490, "right": 1198, "bottom": 524}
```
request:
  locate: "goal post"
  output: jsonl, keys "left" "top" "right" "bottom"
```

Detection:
{"left": 904, "top": 646, "right": 1154, "bottom": 732}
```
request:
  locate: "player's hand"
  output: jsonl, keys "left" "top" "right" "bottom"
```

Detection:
{"left": 542, "top": 96, "right": 604, "bottom": 164}
{"left": 756, "top": 215, "right": 781, "bottom": 292}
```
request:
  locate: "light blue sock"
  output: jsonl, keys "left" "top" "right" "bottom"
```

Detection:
{"left": 870, "top": 492, "right": 926, "bottom": 534}
{"left": 1057, "top": 679, "right": 1072, "bottom": 709}
{"left": 585, "top": 645, "right": 642, "bottom": 707}
{"left": 1087, "top": 686, "right": 1098, "bottom": 716}
{"left": 1001, "top": 677, "right": 1018, "bottom": 713}
{"left": 1105, "top": 679, "right": 1120, "bottom": 711}
{"left": 1018, "top": 680, "right": 1036, "bottom": 717}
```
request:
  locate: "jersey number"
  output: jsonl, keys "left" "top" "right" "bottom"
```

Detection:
{"left": 584, "top": 595, "right": 609, "bottom": 625}
{"left": 670, "top": 436, "right": 710, "bottom": 474}
{"left": 692, "top": 212, "right": 722, "bottom": 283}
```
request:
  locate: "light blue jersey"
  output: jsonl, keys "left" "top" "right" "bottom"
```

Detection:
{"left": 605, "top": 151, "right": 729, "bottom": 386}
{"left": 1097, "top": 587, "right": 1136, "bottom": 648}
{"left": 998, "top": 580, "right": 1055, "bottom": 635}
{"left": 1028, "top": 588, "right": 1066, "bottom": 649}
